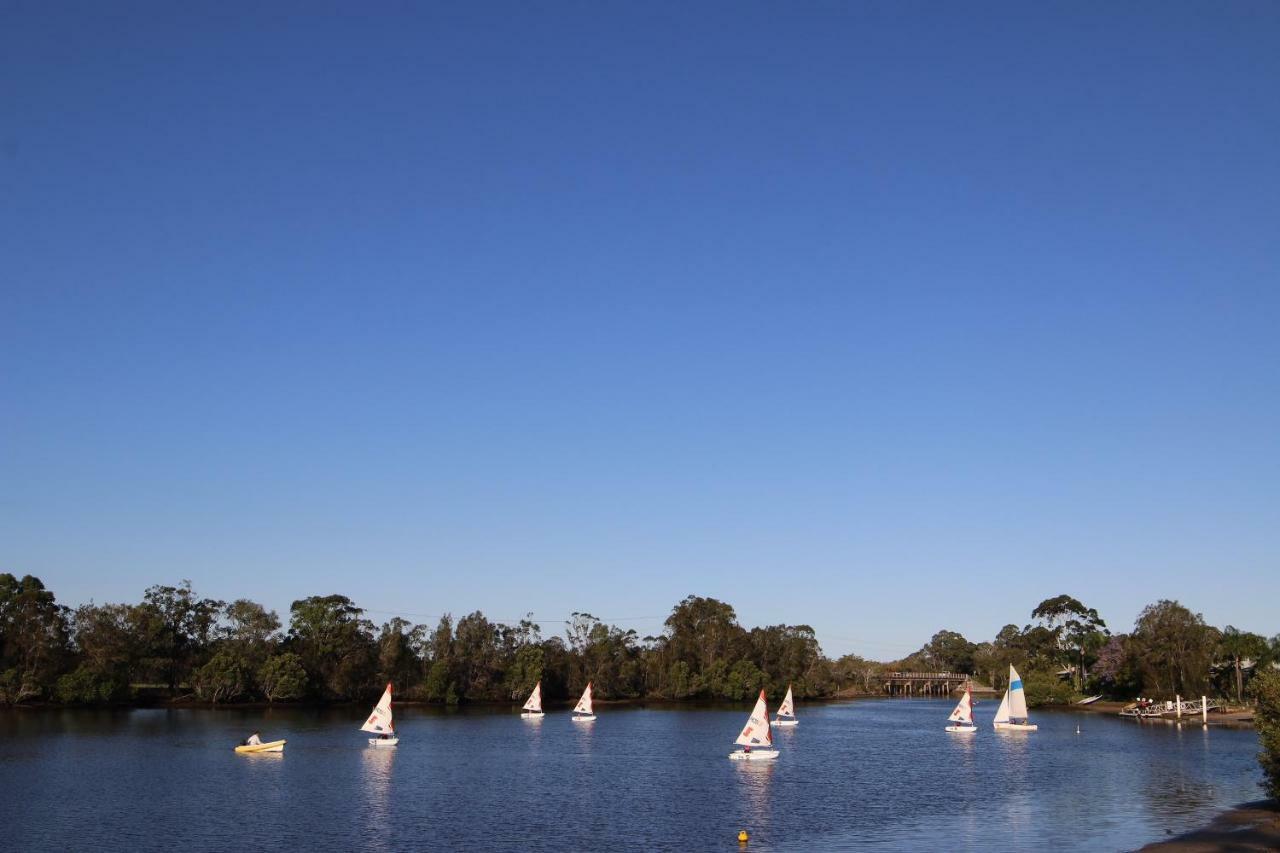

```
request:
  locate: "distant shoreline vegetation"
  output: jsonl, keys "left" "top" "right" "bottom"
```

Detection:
{"left": 0, "top": 575, "right": 1275, "bottom": 712}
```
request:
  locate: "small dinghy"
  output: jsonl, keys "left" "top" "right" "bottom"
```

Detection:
{"left": 993, "top": 665, "right": 1038, "bottom": 731}
{"left": 521, "top": 680, "right": 545, "bottom": 718}
{"left": 729, "top": 690, "right": 779, "bottom": 761}
{"left": 771, "top": 684, "right": 798, "bottom": 727}
{"left": 571, "top": 682, "right": 596, "bottom": 722}
{"left": 362, "top": 682, "right": 400, "bottom": 747}
{"left": 945, "top": 684, "right": 977, "bottom": 733}
{"left": 235, "top": 739, "right": 286, "bottom": 753}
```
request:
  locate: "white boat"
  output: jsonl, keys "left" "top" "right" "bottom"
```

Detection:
{"left": 992, "top": 665, "right": 1038, "bottom": 731}
{"left": 1076, "top": 695, "right": 1103, "bottom": 705}
{"left": 729, "top": 690, "right": 780, "bottom": 761}
{"left": 771, "top": 684, "right": 798, "bottom": 727}
{"left": 945, "top": 684, "right": 977, "bottom": 733}
{"left": 362, "top": 682, "right": 400, "bottom": 747}
{"left": 520, "top": 680, "right": 545, "bottom": 718}
{"left": 571, "top": 682, "right": 596, "bottom": 722}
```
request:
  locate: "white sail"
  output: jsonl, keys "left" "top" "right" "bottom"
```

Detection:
{"left": 776, "top": 685, "right": 795, "bottom": 718}
{"left": 1007, "top": 665, "right": 1029, "bottom": 720}
{"left": 573, "top": 682, "right": 593, "bottom": 715}
{"left": 360, "top": 682, "right": 395, "bottom": 734}
{"left": 522, "top": 681, "right": 543, "bottom": 713}
{"left": 992, "top": 689, "right": 1011, "bottom": 725}
{"left": 948, "top": 687, "right": 973, "bottom": 723}
{"left": 734, "top": 690, "right": 774, "bottom": 747}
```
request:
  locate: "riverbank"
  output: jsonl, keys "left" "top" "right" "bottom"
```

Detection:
{"left": 1141, "top": 800, "right": 1279, "bottom": 851}
{"left": 1053, "top": 700, "right": 1255, "bottom": 729}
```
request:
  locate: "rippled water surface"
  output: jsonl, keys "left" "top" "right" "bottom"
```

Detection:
{"left": 0, "top": 699, "right": 1263, "bottom": 851}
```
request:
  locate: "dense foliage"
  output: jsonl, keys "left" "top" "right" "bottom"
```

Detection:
{"left": 1250, "top": 669, "right": 1280, "bottom": 799}
{"left": 1, "top": 575, "right": 1274, "bottom": 712}
{"left": 0, "top": 578, "right": 833, "bottom": 706}
{"left": 884, "top": 594, "right": 1277, "bottom": 708}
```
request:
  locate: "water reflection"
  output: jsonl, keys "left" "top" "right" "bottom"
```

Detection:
{"left": 947, "top": 728, "right": 977, "bottom": 769}
{"left": 569, "top": 718, "right": 595, "bottom": 754}
{"left": 993, "top": 731, "right": 1033, "bottom": 838}
{"left": 0, "top": 703, "right": 1264, "bottom": 852}
{"left": 360, "top": 746, "right": 396, "bottom": 851}
{"left": 733, "top": 758, "right": 775, "bottom": 835}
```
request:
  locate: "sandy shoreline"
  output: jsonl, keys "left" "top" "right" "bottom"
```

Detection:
{"left": 1140, "top": 800, "right": 1279, "bottom": 851}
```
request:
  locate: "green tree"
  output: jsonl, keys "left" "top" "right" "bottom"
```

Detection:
{"left": 1217, "top": 626, "right": 1269, "bottom": 702}
{"left": 664, "top": 596, "right": 745, "bottom": 682}
{"left": 0, "top": 574, "right": 72, "bottom": 703}
{"left": 666, "top": 660, "right": 693, "bottom": 698}
{"left": 257, "top": 652, "right": 307, "bottom": 702}
{"left": 1129, "top": 600, "right": 1218, "bottom": 698}
{"left": 136, "top": 581, "right": 223, "bottom": 694}
{"left": 724, "top": 659, "right": 765, "bottom": 701}
{"left": 504, "top": 644, "right": 544, "bottom": 701}
{"left": 921, "top": 630, "right": 976, "bottom": 673}
{"left": 193, "top": 649, "right": 250, "bottom": 703}
{"left": 423, "top": 659, "right": 453, "bottom": 702}
{"left": 55, "top": 663, "right": 128, "bottom": 704}
{"left": 376, "top": 617, "right": 425, "bottom": 692}
{"left": 68, "top": 602, "right": 143, "bottom": 696}
{"left": 286, "top": 595, "right": 375, "bottom": 699}
{"left": 832, "top": 653, "right": 883, "bottom": 694}
{"left": 453, "top": 611, "right": 502, "bottom": 701}
{"left": 1022, "top": 667, "right": 1075, "bottom": 707}
{"left": 1249, "top": 668, "right": 1280, "bottom": 799}
{"left": 221, "top": 600, "right": 281, "bottom": 666}
{"left": 1030, "top": 594, "right": 1109, "bottom": 689}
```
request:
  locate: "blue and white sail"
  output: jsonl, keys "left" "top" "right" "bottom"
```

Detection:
{"left": 993, "top": 665, "right": 1037, "bottom": 731}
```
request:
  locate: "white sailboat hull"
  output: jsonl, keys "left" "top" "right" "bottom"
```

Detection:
{"left": 368, "top": 737, "right": 400, "bottom": 747}
{"left": 521, "top": 711, "right": 545, "bottom": 718}
{"left": 571, "top": 714, "right": 596, "bottom": 722}
{"left": 994, "top": 722, "right": 1038, "bottom": 731}
{"left": 945, "top": 724, "right": 976, "bottom": 733}
{"left": 771, "top": 718, "right": 798, "bottom": 727}
{"left": 729, "top": 748, "right": 780, "bottom": 761}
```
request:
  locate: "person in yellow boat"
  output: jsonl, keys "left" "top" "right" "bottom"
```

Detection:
{"left": 244, "top": 731, "right": 263, "bottom": 746}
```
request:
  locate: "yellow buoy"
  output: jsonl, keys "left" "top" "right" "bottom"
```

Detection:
{"left": 738, "top": 830, "right": 750, "bottom": 843}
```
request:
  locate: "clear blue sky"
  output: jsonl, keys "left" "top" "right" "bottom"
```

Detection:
{"left": 3, "top": 1, "right": 1278, "bottom": 658}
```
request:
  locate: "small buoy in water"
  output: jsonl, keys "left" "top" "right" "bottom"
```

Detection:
{"left": 738, "top": 830, "right": 750, "bottom": 843}
{"left": 1075, "top": 725, "right": 1081, "bottom": 735}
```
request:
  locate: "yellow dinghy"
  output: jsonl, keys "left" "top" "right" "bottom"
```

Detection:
{"left": 235, "top": 739, "right": 286, "bottom": 754}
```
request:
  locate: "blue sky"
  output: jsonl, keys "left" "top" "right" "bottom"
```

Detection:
{"left": 3, "top": 1, "right": 1278, "bottom": 658}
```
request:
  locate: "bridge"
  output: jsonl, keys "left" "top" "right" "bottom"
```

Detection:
{"left": 883, "top": 671, "right": 972, "bottom": 696}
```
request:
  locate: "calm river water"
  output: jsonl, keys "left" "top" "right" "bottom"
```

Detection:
{"left": 0, "top": 698, "right": 1263, "bottom": 851}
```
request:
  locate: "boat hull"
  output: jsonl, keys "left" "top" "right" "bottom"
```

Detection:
{"left": 571, "top": 714, "right": 596, "bottom": 722}
{"left": 521, "top": 711, "right": 545, "bottom": 718}
{"left": 945, "top": 725, "right": 976, "bottom": 734}
{"left": 235, "top": 740, "right": 286, "bottom": 753}
{"left": 729, "top": 748, "right": 780, "bottom": 761}
{"left": 994, "top": 722, "right": 1038, "bottom": 731}
{"left": 771, "top": 718, "right": 798, "bottom": 727}
{"left": 368, "top": 737, "right": 400, "bottom": 747}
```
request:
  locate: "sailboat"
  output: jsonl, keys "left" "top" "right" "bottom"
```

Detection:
{"left": 362, "top": 682, "right": 399, "bottom": 747}
{"left": 729, "top": 689, "right": 779, "bottom": 761}
{"left": 945, "top": 683, "right": 977, "bottom": 733}
{"left": 520, "top": 680, "right": 545, "bottom": 718}
{"left": 571, "top": 682, "right": 596, "bottom": 722}
{"left": 771, "top": 684, "right": 798, "bottom": 727}
{"left": 992, "top": 665, "right": 1038, "bottom": 731}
